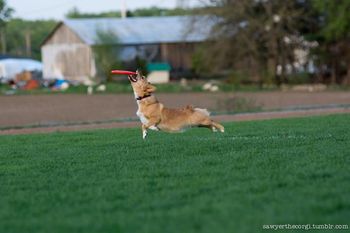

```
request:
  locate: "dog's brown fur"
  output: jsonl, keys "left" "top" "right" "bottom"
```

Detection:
{"left": 129, "top": 70, "right": 224, "bottom": 139}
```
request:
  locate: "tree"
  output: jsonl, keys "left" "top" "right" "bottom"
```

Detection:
{"left": 0, "top": 0, "right": 13, "bottom": 53}
{"left": 131, "top": 7, "right": 190, "bottom": 17}
{"left": 92, "top": 30, "right": 121, "bottom": 83}
{"left": 65, "top": 6, "right": 191, "bottom": 19}
{"left": 66, "top": 7, "right": 122, "bottom": 18}
{"left": 194, "top": 0, "right": 309, "bottom": 85}
{"left": 312, "top": 0, "right": 350, "bottom": 41}
{"left": 5, "top": 19, "right": 56, "bottom": 59}
{"left": 311, "top": 0, "right": 350, "bottom": 85}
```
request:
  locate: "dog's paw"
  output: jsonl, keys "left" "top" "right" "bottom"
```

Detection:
{"left": 149, "top": 125, "right": 159, "bottom": 131}
{"left": 142, "top": 130, "right": 148, "bottom": 139}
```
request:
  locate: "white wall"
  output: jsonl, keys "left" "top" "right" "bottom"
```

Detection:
{"left": 41, "top": 44, "right": 96, "bottom": 83}
{"left": 147, "top": 71, "right": 170, "bottom": 84}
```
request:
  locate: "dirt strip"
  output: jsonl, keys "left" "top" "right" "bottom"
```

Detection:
{"left": 1, "top": 107, "right": 349, "bottom": 135}
{"left": 1, "top": 92, "right": 350, "bottom": 127}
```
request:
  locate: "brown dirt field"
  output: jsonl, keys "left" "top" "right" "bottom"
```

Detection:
{"left": 0, "top": 91, "right": 349, "bottom": 135}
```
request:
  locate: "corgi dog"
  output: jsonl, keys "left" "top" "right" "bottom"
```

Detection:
{"left": 128, "top": 70, "right": 225, "bottom": 139}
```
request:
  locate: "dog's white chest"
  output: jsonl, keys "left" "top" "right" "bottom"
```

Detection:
{"left": 136, "top": 110, "right": 149, "bottom": 124}
{"left": 136, "top": 101, "right": 149, "bottom": 125}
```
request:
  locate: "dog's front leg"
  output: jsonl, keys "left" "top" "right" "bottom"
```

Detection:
{"left": 142, "top": 121, "right": 159, "bottom": 140}
{"left": 142, "top": 124, "right": 148, "bottom": 140}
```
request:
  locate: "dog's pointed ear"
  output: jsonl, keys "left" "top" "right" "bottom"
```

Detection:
{"left": 146, "top": 83, "right": 156, "bottom": 93}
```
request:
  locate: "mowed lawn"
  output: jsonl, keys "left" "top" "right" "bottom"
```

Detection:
{"left": 0, "top": 114, "right": 349, "bottom": 233}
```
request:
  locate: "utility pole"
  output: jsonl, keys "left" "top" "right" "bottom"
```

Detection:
{"left": 121, "top": 0, "right": 127, "bottom": 19}
{"left": 25, "top": 30, "right": 32, "bottom": 57}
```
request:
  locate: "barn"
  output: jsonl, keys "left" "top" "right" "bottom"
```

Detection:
{"left": 41, "top": 16, "right": 213, "bottom": 83}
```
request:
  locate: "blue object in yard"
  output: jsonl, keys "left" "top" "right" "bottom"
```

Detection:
{"left": 53, "top": 79, "right": 68, "bottom": 88}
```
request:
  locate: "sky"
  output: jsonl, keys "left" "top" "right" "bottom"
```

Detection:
{"left": 7, "top": 0, "right": 201, "bottom": 20}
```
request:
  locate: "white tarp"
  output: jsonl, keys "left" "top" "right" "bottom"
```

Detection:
{"left": 0, "top": 58, "right": 42, "bottom": 81}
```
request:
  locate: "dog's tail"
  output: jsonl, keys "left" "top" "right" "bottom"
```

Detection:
{"left": 194, "top": 108, "right": 210, "bottom": 116}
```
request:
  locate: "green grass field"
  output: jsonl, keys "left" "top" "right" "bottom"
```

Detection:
{"left": 1, "top": 114, "right": 349, "bottom": 233}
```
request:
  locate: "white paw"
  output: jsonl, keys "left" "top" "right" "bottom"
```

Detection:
{"left": 212, "top": 127, "right": 218, "bottom": 132}
{"left": 142, "top": 130, "right": 147, "bottom": 139}
{"left": 220, "top": 129, "right": 225, "bottom": 133}
{"left": 149, "top": 125, "right": 159, "bottom": 131}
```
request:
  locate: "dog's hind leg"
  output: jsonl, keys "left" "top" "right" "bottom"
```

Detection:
{"left": 211, "top": 121, "right": 225, "bottom": 133}
{"left": 196, "top": 118, "right": 218, "bottom": 132}
{"left": 198, "top": 124, "right": 215, "bottom": 131}
{"left": 198, "top": 118, "right": 225, "bottom": 133}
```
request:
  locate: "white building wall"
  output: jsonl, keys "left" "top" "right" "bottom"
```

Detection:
{"left": 41, "top": 43, "right": 96, "bottom": 83}
{"left": 147, "top": 71, "right": 170, "bottom": 84}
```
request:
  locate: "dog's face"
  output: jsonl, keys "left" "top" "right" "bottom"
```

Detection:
{"left": 128, "top": 70, "right": 156, "bottom": 97}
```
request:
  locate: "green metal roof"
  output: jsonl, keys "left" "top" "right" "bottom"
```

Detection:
{"left": 147, "top": 63, "right": 171, "bottom": 71}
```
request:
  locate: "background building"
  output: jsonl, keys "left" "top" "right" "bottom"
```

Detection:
{"left": 41, "top": 16, "right": 212, "bottom": 82}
